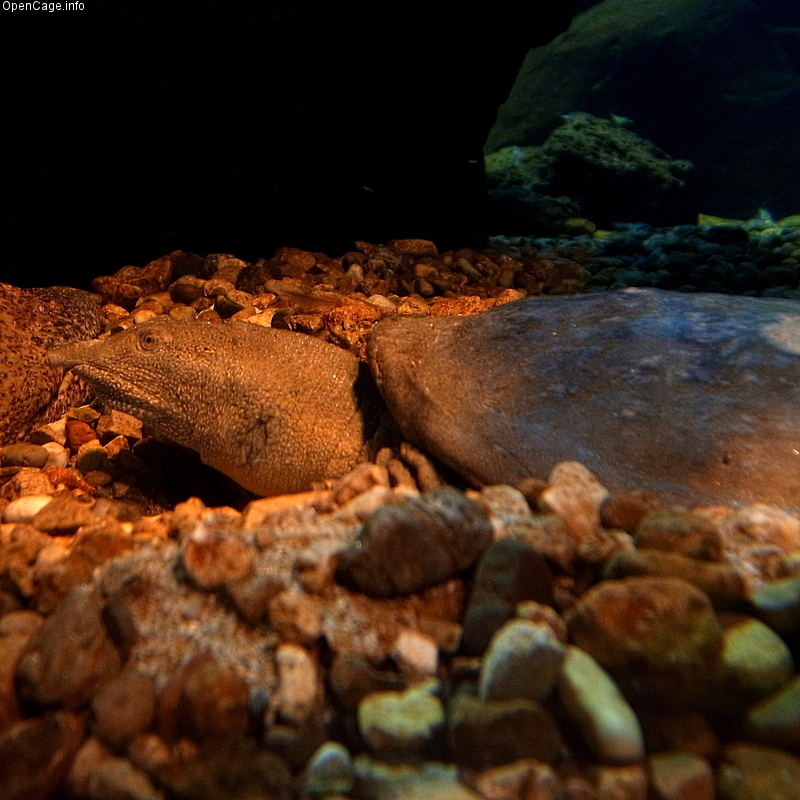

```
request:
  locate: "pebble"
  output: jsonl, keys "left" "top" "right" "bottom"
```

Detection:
{"left": 90, "top": 664, "right": 157, "bottom": 750}
{"left": 95, "top": 409, "right": 143, "bottom": 442}
{"left": 634, "top": 508, "right": 724, "bottom": 561}
{"left": 714, "top": 614, "right": 794, "bottom": 703}
{"left": 391, "top": 628, "right": 439, "bottom": 676}
{"left": 478, "top": 619, "right": 565, "bottom": 703}
{"left": 557, "top": 645, "right": 645, "bottom": 763}
{"left": 749, "top": 576, "right": 800, "bottom": 634}
{"left": 603, "top": 549, "right": 747, "bottom": 606}
{"left": 302, "top": 741, "right": 355, "bottom": 796}
{"left": 538, "top": 461, "right": 609, "bottom": 542}
{"left": 565, "top": 576, "right": 723, "bottom": 706}
{"left": 0, "top": 710, "right": 85, "bottom": 800}
{"left": 745, "top": 673, "right": 800, "bottom": 750}
{"left": 275, "top": 642, "right": 320, "bottom": 725}
{"left": 42, "top": 441, "right": 69, "bottom": 468}
{"left": 15, "top": 585, "right": 123, "bottom": 708}
{"left": 65, "top": 418, "right": 98, "bottom": 451}
{"left": 31, "top": 491, "right": 94, "bottom": 535}
{"left": 335, "top": 487, "right": 492, "bottom": 597}
{"left": 2, "top": 494, "right": 53, "bottom": 523}
{"left": 717, "top": 743, "right": 800, "bottom": 800}
{"left": 353, "top": 756, "right": 482, "bottom": 800}
{"left": 0, "top": 443, "right": 49, "bottom": 469}
{"left": 591, "top": 765, "right": 648, "bottom": 800}
{"left": 177, "top": 655, "right": 250, "bottom": 742}
{"left": 180, "top": 525, "right": 256, "bottom": 589}
{"left": 68, "top": 737, "right": 164, "bottom": 800}
{"left": 461, "top": 538, "right": 553, "bottom": 656}
{"left": 469, "top": 759, "right": 564, "bottom": 800}
{"left": 357, "top": 679, "right": 445, "bottom": 758}
{"left": 447, "top": 693, "right": 564, "bottom": 768}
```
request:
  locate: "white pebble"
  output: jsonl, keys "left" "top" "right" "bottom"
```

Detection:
{"left": 2, "top": 494, "right": 53, "bottom": 523}
{"left": 275, "top": 643, "right": 319, "bottom": 725}
{"left": 392, "top": 628, "right": 439, "bottom": 676}
{"left": 558, "top": 645, "right": 644, "bottom": 763}
{"left": 42, "top": 441, "right": 69, "bottom": 468}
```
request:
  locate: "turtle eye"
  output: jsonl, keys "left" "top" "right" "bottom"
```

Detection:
{"left": 137, "top": 329, "right": 161, "bottom": 351}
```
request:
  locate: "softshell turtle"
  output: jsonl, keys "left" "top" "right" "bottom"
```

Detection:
{"left": 0, "top": 283, "right": 102, "bottom": 445}
{"left": 48, "top": 288, "right": 800, "bottom": 505}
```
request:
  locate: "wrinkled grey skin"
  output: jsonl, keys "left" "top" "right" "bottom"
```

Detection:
{"left": 369, "top": 288, "right": 800, "bottom": 506}
{"left": 50, "top": 289, "right": 800, "bottom": 505}
{"left": 48, "top": 319, "right": 381, "bottom": 496}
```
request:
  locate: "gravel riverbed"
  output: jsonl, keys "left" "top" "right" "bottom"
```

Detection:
{"left": 2, "top": 217, "right": 800, "bottom": 800}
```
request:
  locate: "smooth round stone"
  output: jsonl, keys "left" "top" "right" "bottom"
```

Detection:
{"left": 750, "top": 577, "right": 800, "bottom": 635}
{"left": 746, "top": 674, "right": 800, "bottom": 750}
{"left": 303, "top": 741, "right": 354, "bottom": 796}
{"left": 0, "top": 443, "right": 49, "bottom": 469}
{"left": 718, "top": 743, "right": 800, "bottom": 800}
{"left": 42, "top": 442, "right": 69, "bottom": 468}
{"left": 716, "top": 615, "right": 794, "bottom": 700}
{"left": 2, "top": 494, "right": 53, "bottom": 523}
{"left": 357, "top": 679, "right": 444, "bottom": 757}
{"left": 648, "top": 752, "right": 714, "bottom": 800}
{"left": 557, "top": 646, "right": 645, "bottom": 764}
{"left": 479, "top": 620, "right": 564, "bottom": 703}
{"left": 275, "top": 643, "right": 319, "bottom": 725}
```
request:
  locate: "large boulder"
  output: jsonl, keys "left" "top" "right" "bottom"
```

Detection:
{"left": 487, "top": 0, "right": 800, "bottom": 220}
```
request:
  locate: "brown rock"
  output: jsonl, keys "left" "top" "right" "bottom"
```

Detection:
{"left": 603, "top": 549, "right": 747, "bottom": 607}
{"left": 388, "top": 239, "right": 439, "bottom": 257}
{"left": 448, "top": 693, "right": 564, "bottom": 768}
{"left": 158, "top": 738, "right": 294, "bottom": 800}
{"left": 0, "top": 610, "right": 44, "bottom": 636}
{"left": 169, "top": 275, "right": 206, "bottom": 305}
{"left": 335, "top": 487, "right": 493, "bottom": 597}
{"left": 600, "top": 491, "right": 662, "bottom": 533}
{"left": 267, "top": 590, "right": 324, "bottom": 644}
{"left": 635, "top": 508, "right": 724, "bottom": 561}
{"left": 95, "top": 409, "right": 143, "bottom": 443}
{"left": 0, "top": 631, "right": 29, "bottom": 730}
{"left": 68, "top": 736, "right": 163, "bottom": 800}
{"left": 0, "top": 443, "right": 49, "bottom": 469}
{"left": 16, "top": 586, "right": 123, "bottom": 708}
{"left": 178, "top": 656, "right": 250, "bottom": 742}
{"left": 461, "top": 539, "right": 554, "bottom": 656}
{"left": 91, "top": 664, "right": 156, "bottom": 750}
{"left": 637, "top": 711, "right": 719, "bottom": 760}
{"left": 32, "top": 490, "right": 94, "bottom": 535}
{"left": 74, "top": 440, "right": 115, "bottom": 474}
{"left": 469, "top": 759, "right": 565, "bottom": 800}
{"left": 0, "top": 710, "right": 85, "bottom": 800}
{"left": 66, "top": 418, "right": 98, "bottom": 452}
{"left": 506, "top": 514, "right": 578, "bottom": 572}
{"left": 538, "top": 462, "right": 609, "bottom": 542}
{"left": 648, "top": 752, "right": 714, "bottom": 800}
{"left": 32, "top": 550, "right": 97, "bottom": 616}
{"left": 718, "top": 743, "right": 800, "bottom": 800}
{"left": 0, "top": 523, "right": 51, "bottom": 597}
{"left": 0, "top": 468, "right": 55, "bottom": 500}
{"left": 181, "top": 528, "right": 256, "bottom": 589}
{"left": 565, "top": 577, "right": 723, "bottom": 707}
{"left": 329, "top": 655, "right": 408, "bottom": 711}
